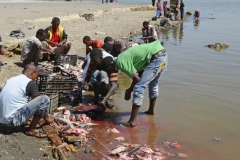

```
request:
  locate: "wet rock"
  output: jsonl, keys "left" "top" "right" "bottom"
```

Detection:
{"left": 186, "top": 11, "right": 192, "bottom": 15}
{"left": 95, "top": 32, "right": 106, "bottom": 35}
{"left": 205, "top": 43, "right": 229, "bottom": 51}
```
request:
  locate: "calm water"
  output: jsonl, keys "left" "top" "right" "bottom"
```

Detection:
{"left": 85, "top": 0, "right": 240, "bottom": 160}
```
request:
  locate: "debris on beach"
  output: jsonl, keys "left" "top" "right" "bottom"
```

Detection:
{"left": 106, "top": 128, "right": 120, "bottom": 134}
{"left": 214, "top": 138, "right": 221, "bottom": 141}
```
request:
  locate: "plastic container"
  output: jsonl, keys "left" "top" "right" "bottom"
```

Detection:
{"left": 39, "top": 92, "right": 59, "bottom": 113}
{"left": 55, "top": 54, "right": 78, "bottom": 66}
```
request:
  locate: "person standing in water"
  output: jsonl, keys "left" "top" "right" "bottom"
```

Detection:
{"left": 180, "top": 0, "right": 185, "bottom": 20}
{"left": 101, "top": 40, "right": 168, "bottom": 127}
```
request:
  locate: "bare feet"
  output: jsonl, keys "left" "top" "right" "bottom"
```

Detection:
{"left": 122, "top": 121, "right": 136, "bottom": 127}
{"left": 144, "top": 110, "right": 154, "bottom": 115}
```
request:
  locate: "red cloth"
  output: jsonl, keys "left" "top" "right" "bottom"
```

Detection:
{"left": 156, "top": 2, "right": 162, "bottom": 10}
{"left": 50, "top": 28, "right": 60, "bottom": 47}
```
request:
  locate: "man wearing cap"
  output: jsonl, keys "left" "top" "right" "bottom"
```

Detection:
{"left": 45, "top": 17, "right": 71, "bottom": 56}
{"left": 101, "top": 40, "right": 167, "bottom": 127}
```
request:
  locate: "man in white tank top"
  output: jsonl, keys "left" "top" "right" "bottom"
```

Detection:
{"left": 0, "top": 64, "right": 54, "bottom": 138}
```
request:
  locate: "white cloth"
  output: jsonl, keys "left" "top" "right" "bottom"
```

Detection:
{"left": 21, "top": 36, "right": 42, "bottom": 61}
{"left": 82, "top": 51, "right": 113, "bottom": 80}
{"left": 0, "top": 74, "right": 32, "bottom": 124}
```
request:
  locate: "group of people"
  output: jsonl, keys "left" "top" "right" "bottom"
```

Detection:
{"left": 153, "top": 0, "right": 185, "bottom": 21}
{"left": 21, "top": 17, "right": 71, "bottom": 66}
{"left": 80, "top": 35, "right": 167, "bottom": 127}
{"left": 0, "top": 12, "right": 168, "bottom": 139}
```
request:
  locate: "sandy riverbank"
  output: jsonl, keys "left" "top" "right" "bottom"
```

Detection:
{"left": 0, "top": 1, "right": 158, "bottom": 159}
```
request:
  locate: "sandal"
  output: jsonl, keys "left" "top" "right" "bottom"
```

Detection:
{"left": 0, "top": 52, "right": 13, "bottom": 57}
{"left": 106, "top": 100, "right": 116, "bottom": 110}
{"left": 25, "top": 130, "right": 47, "bottom": 138}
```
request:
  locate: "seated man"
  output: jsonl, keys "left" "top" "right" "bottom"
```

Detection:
{"left": 101, "top": 40, "right": 167, "bottom": 127}
{"left": 104, "top": 36, "right": 129, "bottom": 57}
{"left": 149, "top": 16, "right": 159, "bottom": 26}
{"left": 82, "top": 44, "right": 117, "bottom": 109}
{"left": 45, "top": 17, "right": 71, "bottom": 57}
{"left": 21, "top": 29, "right": 54, "bottom": 65}
{"left": 83, "top": 36, "right": 103, "bottom": 56}
{"left": 160, "top": 14, "right": 173, "bottom": 27}
{"left": 0, "top": 64, "right": 54, "bottom": 137}
{"left": 142, "top": 21, "right": 158, "bottom": 43}
{"left": 89, "top": 48, "right": 118, "bottom": 110}
{"left": 0, "top": 36, "right": 13, "bottom": 57}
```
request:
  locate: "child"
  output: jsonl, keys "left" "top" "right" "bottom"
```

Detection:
{"left": 83, "top": 36, "right": 103, "bottom": 56}
{"left": 142, "top": 21, "right": 158, "bottom": 43}
{"left": 194, "top": 10, "right": 200, "bottom": 19}
{"left": 163, "top": 1, "right": 168, "bottom": 17}
{"left": 156, "top": 0, "right": 162, "bottom": 18}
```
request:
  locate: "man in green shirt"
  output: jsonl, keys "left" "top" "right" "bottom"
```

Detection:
{"left": 101, "top": 40, "right": 168, "bottom": 127}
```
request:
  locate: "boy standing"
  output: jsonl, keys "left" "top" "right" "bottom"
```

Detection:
{"left": 156, "top": 0, "right": 162, "bottom": 18}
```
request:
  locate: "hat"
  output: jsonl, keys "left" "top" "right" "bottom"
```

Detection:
{"left": 101, "top": 56, "right": 114, "bottom": 70}
{"left": 102, "top": 43, "right": 113, "bottom": 52}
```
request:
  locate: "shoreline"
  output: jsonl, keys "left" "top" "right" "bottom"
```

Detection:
{"left": 0, "top": 2, "right": 180, "bottom": 159}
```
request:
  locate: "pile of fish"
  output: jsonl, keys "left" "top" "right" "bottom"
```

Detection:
{"left": 53, "top": 107, "right": 95, "bottom": 145}
{"left": 99, "top": 141, "right": 187, "bottom": 160}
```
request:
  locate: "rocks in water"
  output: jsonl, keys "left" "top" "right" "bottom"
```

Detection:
{"left": 95, "top": 31, "right": 106, "bottom": 35}
{"left": 186, "top": 11, "right": 192, "bottom": 15}
{"left": 209, "top": 17, "right": 216, "bottom": 19}
{"left": 205, "top": 43, "right": 229, "bottom": 51}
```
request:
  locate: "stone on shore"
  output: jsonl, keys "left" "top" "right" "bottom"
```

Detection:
{"left": 205, "top": 43, "right": 229, "bottom": 51}
{"left": 3, "top": 39, "right": 25, "bottom": 54}
{"left": 95, "top": 32, "right": 106, "bottom": 35}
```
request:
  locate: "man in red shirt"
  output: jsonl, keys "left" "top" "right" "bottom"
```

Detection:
{"left": 45, "top": 17, "right": 71, "bottom": 58}
{"left": 83, "top": 36, "right": 103, "bottom": 56}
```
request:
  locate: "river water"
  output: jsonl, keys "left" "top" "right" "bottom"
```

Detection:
{"left": 68, "top": 0, "right": 239, "bottom": 159}
{"left": 93, "top": 0, "right": 240, "bottom": 160}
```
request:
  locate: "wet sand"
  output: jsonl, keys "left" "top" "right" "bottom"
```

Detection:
{"left": 0, "top": 1, "right": 156, "bottom": 86}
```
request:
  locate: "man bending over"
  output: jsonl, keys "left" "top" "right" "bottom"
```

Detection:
{"left": 101, "top": 40, "right": 167, "bottom": 127}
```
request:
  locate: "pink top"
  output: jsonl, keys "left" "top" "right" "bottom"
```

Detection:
{"left": 156, "top": 2, "right": 162, "bottom": 10}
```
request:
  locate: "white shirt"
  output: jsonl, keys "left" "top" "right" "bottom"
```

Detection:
{"left": 21, "top": 36, "right": 42, "bottom": 61}
{"left": 82, "top": 50, "right": 113, "bottom": 80}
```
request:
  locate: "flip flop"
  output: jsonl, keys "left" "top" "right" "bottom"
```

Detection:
{"left": 25, "top": 130, "right": 47, "bottom": 138}
{"left": 0, "top": 52, "right": 13, "bottom": 57}
{"left": 106, "top": 100, "right": 116, "bottom": 110}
